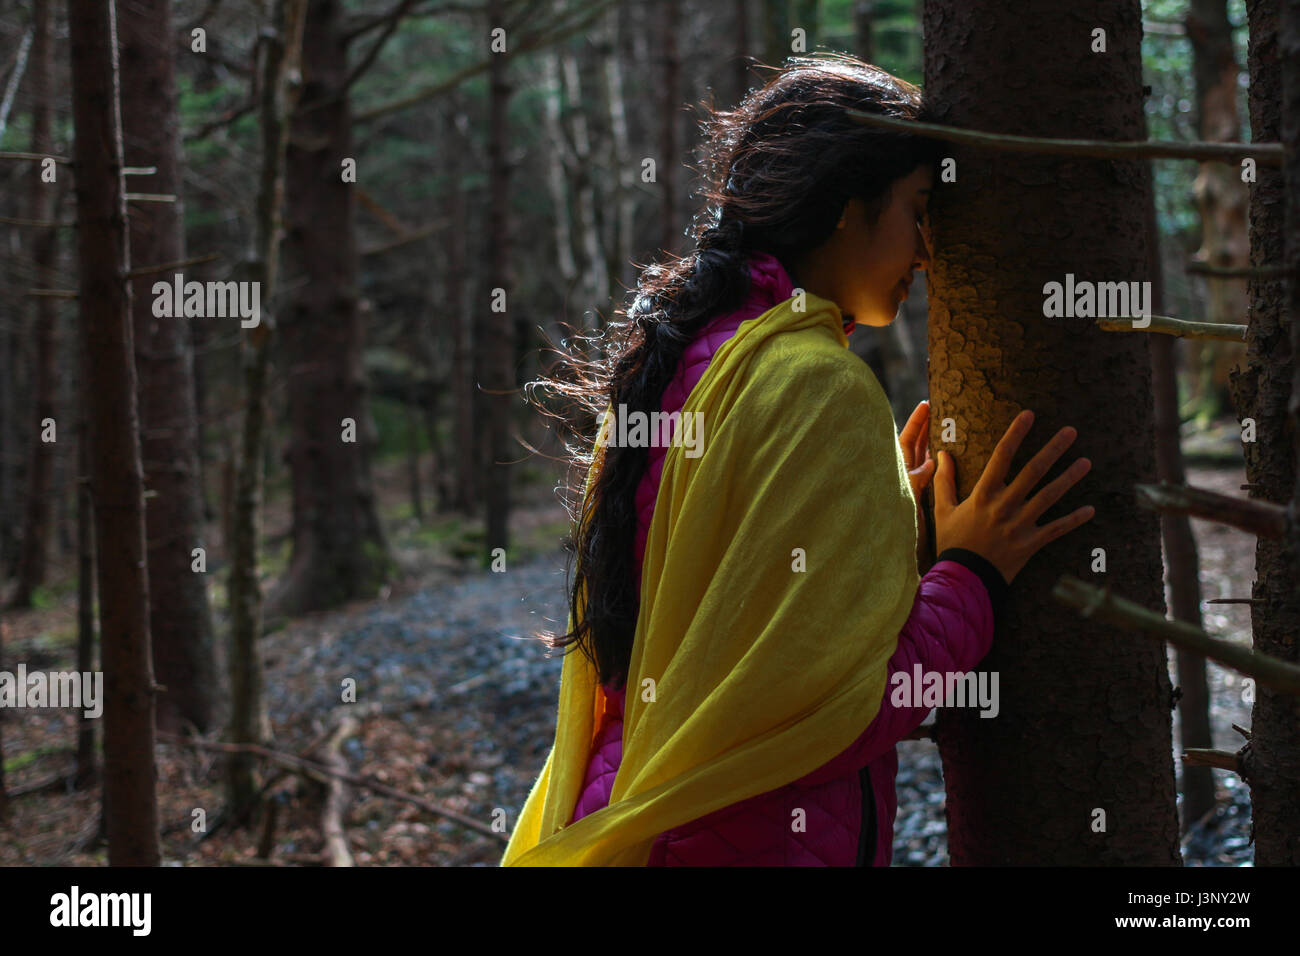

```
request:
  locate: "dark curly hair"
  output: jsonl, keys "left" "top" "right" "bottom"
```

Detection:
{"left": 526, "top": 53, "right": 945, "bottom": 690}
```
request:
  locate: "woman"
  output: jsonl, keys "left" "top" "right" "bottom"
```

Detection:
{"left": 504, "top": 54, "right": 1095, "bottom": 866}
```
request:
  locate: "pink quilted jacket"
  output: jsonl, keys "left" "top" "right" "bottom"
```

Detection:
{"left": 568, "top": 251, "right": 1007, "bottom": 866}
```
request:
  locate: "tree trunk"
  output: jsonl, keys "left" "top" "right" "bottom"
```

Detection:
{"left": 75, "top": 401, "right": 99, "bottom": 789}
{"left": 12, "top": 0, "right": 58, "bottom": 609}
{"left": 227, "top": 0, "right": 307, "bottom": 819}
{"left": 761, "top": 0, "right": 791, "bottom": 70}
{"left": 482, "top": 0, "right": 515, "bottom": 559}
{"left": 274, "top": 0, "right": 392, "bottom": 615}
{"left": 923, "top": 0, "right": 1181, "bottom": 864}
{"left": 1228, "top": 0, "right": 1300, "bottom": 865}
{"left": 658, "top": 0, "right": 681, "bottom": 257}
{"left": 68, "top": 0, "right": 160, "bottom": 866}
{"left": 855, "top": 0, "right": 876, "bottom": 63}
{"left": 560, "top": 48, "right": 609, "bottom": 322}
{"left": 119, "top": 0, "right": 219, "bottom": 734}
{"left": 602, "top": 6, "right": 636, "bottom": 304}
{"left": 1185, "top": 0, "right": 1251, "bottom": 424}
{"left": 735, "top": 0, "right": 753, "bottom": 108}
{"left": 1145, "top": 173, "right": 1217, "bottom": 830}
{"left": 446, "top": 108, "right": 476, "bottom": 515}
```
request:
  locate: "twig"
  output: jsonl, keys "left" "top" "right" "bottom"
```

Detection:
{"left": 1134, "top": 480, "right": 1289, "bottom": 538}
{"left": 0, "top": 151, "right": 72, "bottom": 163}
{"left": 158, "top": 731, "right": 508, "bottom": 843}
{"left": 1094, "top": 315, "right": 1247, "bottom": 341}
{"left": 320, "top": 714, "right": 359, "bottom": 866}
{"left": 0, "top": 215, "right": 74, "bottom": 227}
{"left": 354, "top": 0, "right": 622, "bottom": 124}
{"left": 126, "top": 252, "right": 222, "bottom": 279}
{"left": 184, "top": 100, "right": 257, "bottom": 143}
{"left": 360, "top": 220, "right": 446, "bottom": 257}
{"left": 1182, "top": 748, "right": 1241, "bottom": 773}
{"left": 844, "top": 110, "right": 1283, "bottom": 168}
{"left": 1186, "top": 262, "right": 1288, "bottom": 279}
{"left": 1052, "top": 575, "right": 1300, "bottom": 695}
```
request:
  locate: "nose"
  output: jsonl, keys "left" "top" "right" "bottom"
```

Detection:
{"left": 914, "top": 218, "right": 932, "bottom": 268}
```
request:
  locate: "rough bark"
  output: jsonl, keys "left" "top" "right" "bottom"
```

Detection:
{"left": 923, "top": 0, "right": 1181, "bottom": 864}
{"left": 68, "top": 0, "right": 160, "bottom": 866}
{"left": 119, "top": 0, "right": 219, "bottom": 734}
{"left": 12, "top": 0, "right": 58, "bottom": 609}
{"left": 1228, "top": 0, "right": 1300, "bottom": 865}
{"left": 273, "top": 0, "right": 392, "bottom": 615}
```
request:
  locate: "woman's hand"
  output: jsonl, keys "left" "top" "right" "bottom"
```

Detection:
{"left": 900, "top": 400, "right": 936, "bottom": 566}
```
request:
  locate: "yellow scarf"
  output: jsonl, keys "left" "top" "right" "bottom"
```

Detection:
{"left": 501, "top": 292, "right": 920, "bottom": 866}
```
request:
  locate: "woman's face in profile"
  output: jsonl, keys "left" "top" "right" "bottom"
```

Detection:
{"left": 803, "top": 164, "right": 934, "bottom": 328}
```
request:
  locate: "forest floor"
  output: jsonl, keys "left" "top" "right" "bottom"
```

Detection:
{"left": 0, "top": 421, "right": 1258, "bottom": 866}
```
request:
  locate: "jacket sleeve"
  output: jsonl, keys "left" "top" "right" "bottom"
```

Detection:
{"left": 792, "top": 549, "right": 1006, "bottom": 787}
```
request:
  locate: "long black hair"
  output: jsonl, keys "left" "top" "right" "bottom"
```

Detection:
{"left": 526, "top": 53, "right": 945, "bottom": 689}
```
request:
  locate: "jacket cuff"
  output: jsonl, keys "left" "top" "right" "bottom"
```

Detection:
{"left": 934, "top": 548, "right": 1008, "bottom": 618}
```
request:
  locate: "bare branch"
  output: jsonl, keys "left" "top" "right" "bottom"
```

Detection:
{"left": 1052, "top": 576, "right": 1300, "bottom": 696}
{"left": 354, "top": 0, "right": 623, "bottom": 124}
{"left": 1134, "top": 480, "right": 1289, "bottom": 538}
{"left": 1094, "top": 314, "right": 1247, "bottom": 341}
{"left": 126, "top": 252, "right": 222, "bottom": 279}
{"left": 845, "top": 110, "right": 1283, "bottom": 168}
{"left": 1186, "top": 261, "right": 1288, "bottom": 279}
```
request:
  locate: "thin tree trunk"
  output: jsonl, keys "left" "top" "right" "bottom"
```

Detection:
{"left": 12, "top": 0, "right": 57, "bottom": 609}
{"left": 541, "top": 50, "right": 579, "bottom": 300}
{"left": 1185, "top": 0, "right": 1251, "bottom": 423}
{"left": 227, "top": 0, "right": 308, "bottom": 820}
{"left": 68, "top": 0, "right": 160, "bottom": 866}
{"left": 1147, "top": 174, "right": 1217, "bottom": 830}
{"left": 923, "top": 0, "right": 1181, "bottom": 864}
{"left": 1228, "top": 0, "right": 1300, "bottom": 865}
{"left": 482, "top": 0, "right": 514, "bottom": 559}
{"left": 75, "top": 403, "right": 98, "bottom": 789}
{"left": 560, "top": 48, "right": 608, "bottom": 321}
{"left": 735, "top": 0, "right": 752, "bottom": 104}
{"left": 855, "top": 0, "right": 876, "bottom": 63}
{"left": 659, "top": 0, "right": 681, "bottom": 257}
{"left": 406, "top": 380, "right": 424, "bottom": 523}
{"left": 760, "top": 0, "right": 791, "bottom": 70}
{"left": 603, "top": 6, "right": 636, "bottom": 305}
{"left": 119, "top": 0, "right": 219, "bottom": 734}
{"left": 446, "top": 108, "right": 475, "bottom": 514}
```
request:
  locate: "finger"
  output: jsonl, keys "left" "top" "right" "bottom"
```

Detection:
{"left": 934, "top": 448, "right": 956, "bottom": 511}
{"left": 913, "top": 416, "right": 930, "bottom": 465}
{"left": 1032, "top": 503, "right": 1096, "bottom": 549}
{"left": 1022, "top": 456, "right": 1091, "bottom": 524}
{"left": 1007, "top": 426, "right": 1079, "bottom": 506}
{"left": 900, "top": 402, "right": 926, "bottom": 449}
{"left": 977, "top": 409, "right": 1035, "bottom": 495}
